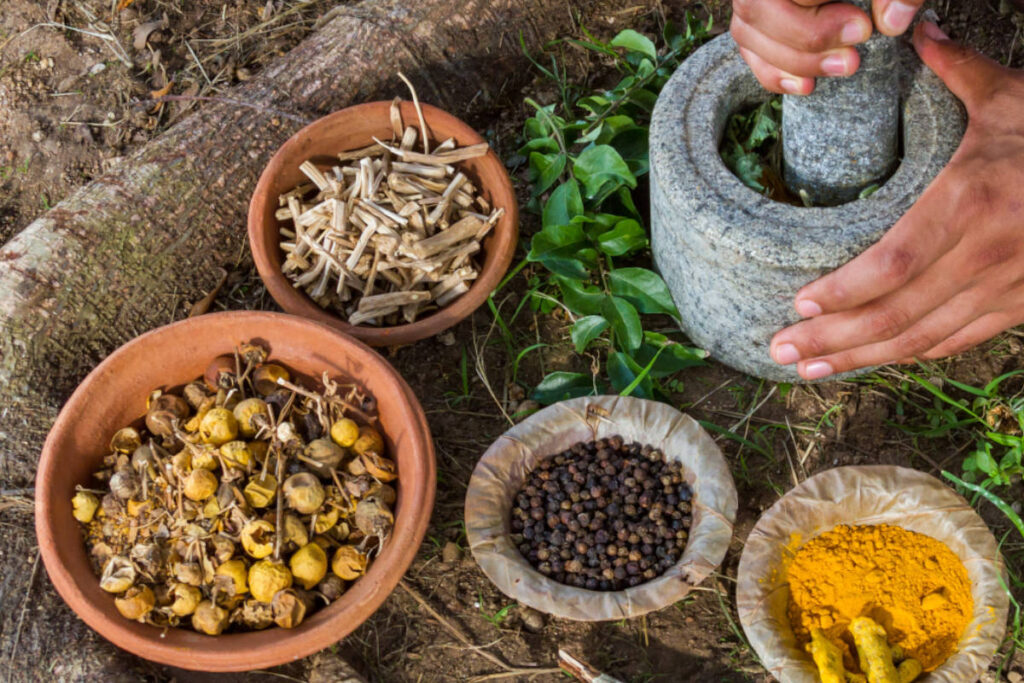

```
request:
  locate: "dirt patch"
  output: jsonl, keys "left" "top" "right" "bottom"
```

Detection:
{"left": 2, "top": 0, "right": 1024, "bottom": 681}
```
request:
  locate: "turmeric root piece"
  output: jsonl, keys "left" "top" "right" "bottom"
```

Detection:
{"left": 807, "top": 628, "right": 847, "bottom": 683}
{"left": 897, "top": 658, "right": 923, "bottom": 683}
{"left": 849, "top": 617, "right": 921, "bottom": 683}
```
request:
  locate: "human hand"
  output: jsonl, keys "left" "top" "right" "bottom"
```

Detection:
{"left": 730, "top": 0, "right": 926, "bottom": 94}
{"left": 769, "top": 22, "right": 1024, "bottom": 380}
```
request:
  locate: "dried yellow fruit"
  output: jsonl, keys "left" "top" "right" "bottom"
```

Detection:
{"left": 192, "top": 600, "right": 230, "bottom": 635}
{"left": 271, "top": 588, "right": 311, "bottom": 629}
{"left": 248, "top": 440, "right": 269, "bottom": 464}
{"left": 174, "top": 561, "right": 204, "bottom": 587}
{"left": 354, "top": 495, "right": 394, "bottom": 538}
{"left": 304, "top": 438, "right": 344, "bottom": 471}
{"left": 170, "top": 583, "right": 202, "bottom": 617}
{"left": 72, "top": 491, "right": 100, "bottom": 523}
{"left": 360, "top": 451, "right": 397, "bottom": 482}
{"left": 290, "top": 543, "right": 328, "bottom": 590}
{"left": 237, "top": 599, "right": 275, "bottom": 630}
{"left": 281, "top": 514, "right": 309, "bottom": 549}
{"left": 215, "top": 558, "right": 249, "bottom": 595}
{"left": 283, "top": 472, "right": 325, "bottom": 515}
{"left": 219, "top": 440, "right": 252, "bottom": 467}
{"left": 352, "top": 426, "right": 384, "bottom": 456}
{"left": 331, "top": 545, "right": 368, "bottom": 581}
{"left": 314, "top": 505, "right": 340, "bottom": 534}
{"left": 240, "top": 520, "right": 276, "bottom": 559}
{"left": 244, "top": 472, "right": 277, "bottom": 508}
{"left": 233, "top": 398, "right": 269, "bottom": 439}
{"left": 115, "top": 585, "right": 155, "bottom": 620}
{"left": 183, "top": 468, "right": 218, "bottom": 501}
{"left": 199, "top": 407, "right": 238, "bottom": 446}
{"left": 253, "top": 364, "right": 290, "bottom": 396}
{"left": 110, "top": 427, "right": 142, "bottom": 454}
{"left": 248, "top": 560, "right": 293, "bottom": 603}
{"left": 329, "top": 418, "right": 360, "bottom": 448}
{"left": 191, "top": 447, "right": 218, "bottom": 471}
{"left": 100, "top": 556, "right": 136, "bottom": 593}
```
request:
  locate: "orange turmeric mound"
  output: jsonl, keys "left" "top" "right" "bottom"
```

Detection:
{"left": 787, "top": 524, "right": 972, "bottom": 672}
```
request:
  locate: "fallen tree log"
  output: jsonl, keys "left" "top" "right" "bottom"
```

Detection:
{"left": 0, "top": 0, "right": 658, "bottom": 677}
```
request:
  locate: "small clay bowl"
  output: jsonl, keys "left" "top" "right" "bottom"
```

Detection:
{"left": 248, "top": 101, "right": 519, "bottom": 346}
{"left": 36, "top": 311, "right": 435, "bottom": 672}
{"left": 736, "top": 466, "right": 1008, "bottom": 683}
{"left": 465, "top": 395, "right": 738, "bottom": 621}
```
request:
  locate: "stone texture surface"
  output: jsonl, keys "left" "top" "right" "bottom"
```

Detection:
{"left": 649, "top": 33, "right": 964, "bottom": 382}
{"left": 783, "top": 0, "right": 900, "bottom": 205}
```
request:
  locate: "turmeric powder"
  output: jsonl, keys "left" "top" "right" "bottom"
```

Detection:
{"left": 787, "top": 524, "right": 972, "bottom": 673}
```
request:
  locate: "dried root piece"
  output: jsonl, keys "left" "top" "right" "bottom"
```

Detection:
{"left": 275, "top": 90, "right": 503, "bottom": 326}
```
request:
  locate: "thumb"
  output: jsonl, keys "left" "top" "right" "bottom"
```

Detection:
{"left": 913, "top": 21, "right": 1007, "bottom": 111}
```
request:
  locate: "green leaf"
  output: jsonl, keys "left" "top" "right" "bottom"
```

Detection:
{"left": 528, "top": 223, "right": 590, "bottom": 279}
{"left": 528, "top": 151, "right": 567, "bottom": 198}
{"left": 608, "top": 128, "right": 649, "bottom": 176}
{"left": 555, "top": 276, "right": 604, "bottom": 316}
{"left": 610, "top": 29, "right": 657, "bottom": 61}
{"left": 571, "top": 315, "right": 609, "bottom": 353}
{"left": 597, "top": 219, "right": 648, "bottom": 256}
{"left": 519, "top": 137, "right": 560, "bottom": 155}
{"left": 973, "top": 444, "right": 999, "bottom": 478}
{"left": 542, "top": 181, "right": 584, "bottom": 228}
{"left": 607, "top": 352, "right": 655, "bottom": 399}
{"left": 573, "top": 145, "right": 636, "bottom": 201}
{"left": 608, "top": 268, "right": 680, "bottom": 317}
{"left": 632, "top": 337, "right": 708, "bottom": 378}
{"left": 601, "top": 295, "right": 642, "bottom": 353}
{"left": 530, "top": 371, "right": 600, "bottom": 405}
{"left": 747, "top": 98, "right": 782, "bottom": 149}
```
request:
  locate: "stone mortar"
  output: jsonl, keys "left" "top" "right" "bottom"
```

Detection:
{"left": 650, "top": 33, "right": 965, "bottom": 382}
{"left": 783, "top": 0, "right": 900, "bottom": 205}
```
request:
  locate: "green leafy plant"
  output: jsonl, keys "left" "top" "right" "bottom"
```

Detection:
{"left": 720, "top": 97, "right": 782, "bottom": 194}
{"left": 520, "top": 17, "right": 712, "bottom": 405}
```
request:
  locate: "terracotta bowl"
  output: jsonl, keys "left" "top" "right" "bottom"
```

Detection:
{"left": 36, "top": 311, "right": 436, "bottom": 671}
{"left": 248, "top": 101, "right": 519, "bottom": 346}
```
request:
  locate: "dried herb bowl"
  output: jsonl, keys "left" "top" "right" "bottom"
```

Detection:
{"left": 465, "top": 395, "right": 738, "bottom": 621}
{"left": 35, "top": 311, "right": 435, "bottom": 671}
{"left": 248, "top": 100, "right": 519, "bottom": 346}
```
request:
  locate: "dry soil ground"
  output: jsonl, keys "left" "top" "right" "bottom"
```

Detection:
{"left": 2, "top": 0, "right": 1024, "bottom": 681}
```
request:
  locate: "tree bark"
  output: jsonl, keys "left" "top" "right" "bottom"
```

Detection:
{"left": 0, "top": 0, "right": 654, "bottom": 678}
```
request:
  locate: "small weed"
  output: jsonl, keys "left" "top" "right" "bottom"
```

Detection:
{"left": 477, "top": 590, "right": 516, "bottom": 628}
{"left": 23, "top": 50, "right": 40, "bottom": 63}
{"left": 40, "top": 193, "right": 51, "bottom": 211}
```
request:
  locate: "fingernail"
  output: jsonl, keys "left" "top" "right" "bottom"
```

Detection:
{"left": 803, "top": 360, "right": 835, "bottom": 380}
{"left": 882, "top": 1, "right": 918, "bottom": 35}
{"left": 780, "top": 78, "right": 803, "bottom": 94}
{"left": 922, "top": 21, "right": 948, "bottom": 41}
{"left": 841, "top": 20, "right": 870, "bottom": 44}
{"left": 795, "top": 299, "right": 823, "bottom": 317}
{"left": 774, "top": 343, "right": 801, "bottom": 365}
{"left": 821, "top": 53, "right": 850, "bottom": 77}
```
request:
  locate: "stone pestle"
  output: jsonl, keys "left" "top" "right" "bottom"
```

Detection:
{"left": 782, "top": 0, "right": 900, "bottom": 205}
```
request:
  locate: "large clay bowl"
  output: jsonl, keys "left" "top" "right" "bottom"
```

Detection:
{"left": 248, "top": 101, "right": 519, "bottom": 346}
{"left": 36, "top": 311, "right": 436, "bottom": 671}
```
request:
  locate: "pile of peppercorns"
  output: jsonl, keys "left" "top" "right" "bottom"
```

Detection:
{"left": 509, "top": 435, "right": 693, "bottom": 591}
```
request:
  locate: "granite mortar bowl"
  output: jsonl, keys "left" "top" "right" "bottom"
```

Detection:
{"left": 465, "top": 396, "right": 737, "bottom": 621}
{"left": 650, "top": 33, "right": 965, "bottom": 381}
{"left": 249, "top": 101, "right": 519, "bottom": 346}
{"left": 36, "top": 311, "right": 436, "bottom": 672}
{"left": 736, "top": 466, "right": 1007, "bottom": 683}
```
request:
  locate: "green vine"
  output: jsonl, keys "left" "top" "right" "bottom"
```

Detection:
{"left": 518, "top": 17, "right": 713, "bottom": 405}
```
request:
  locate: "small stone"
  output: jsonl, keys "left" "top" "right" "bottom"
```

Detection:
{"left": 508, "top": 383, "right": 526, "bottom": 402}
{"left": 31, "top": 131, "right": 43, "bottom": 142}
{"left": 441, "top": 541, "right": 462, "bottom": 564}
{"left": 518, "top": 606, "right": 545, "bottom": 633}
{"left": 436, "top": 330, "right": 455, "bottom": 346}
{"left": 308, "top": 653, "right": 367, "bottom": 683}
{"left": 1006, "top": 672, "right": 1021, "bottom": 683}
{"left": 88, "top": 63, "right": 106, "bottom": 76}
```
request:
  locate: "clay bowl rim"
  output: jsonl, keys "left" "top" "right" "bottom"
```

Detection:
{"left": 35, "top": 311, "right": 436, "bottom": 672}
{"left": 248, "top": 100, "right": 519, "bottom": 347}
